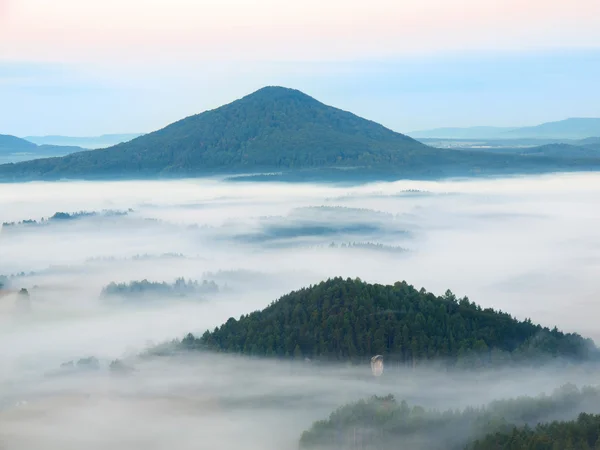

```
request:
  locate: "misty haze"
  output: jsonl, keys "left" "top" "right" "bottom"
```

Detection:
{"left": 1, "top": 173, "right": 600, "bottom": 449}
{"left": 2, "top": 0, "right": 600, "bottom": 448}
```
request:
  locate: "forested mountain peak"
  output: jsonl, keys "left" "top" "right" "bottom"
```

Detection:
{"left": 3, "top": 87, "right": 600, "bottom": 181}
{"left": 184, "top": 277, "right": 596, "bottom": 367}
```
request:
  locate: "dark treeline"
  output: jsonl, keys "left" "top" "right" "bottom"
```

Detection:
{"left": 182, "top": 278, "right": 596, "bottom": 368}
{"left": 299, "top": 384, "right": 600, "bottom": 450}
{"left": 101, "top": 278, "right": 219, "bottom": 299}
{"left": 467, "top": 413, "right": 600, "bottom": 449}
{"left": 1, "top": 209, "right": 132, "bottom": 228}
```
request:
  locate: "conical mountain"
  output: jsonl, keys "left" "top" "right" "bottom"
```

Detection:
{"left": 1, "top": 86, "right": 597, "bottom": 181}
{"left": 0, "top": 86, "right": 440, "bottom": 180}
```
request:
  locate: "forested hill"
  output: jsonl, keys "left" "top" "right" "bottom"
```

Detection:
{"left": 299, "top": 386, "right": 600, "bottom": 450}
{"left": 2, "top": 87, "right": 599, "bottom": 181}
{"left": 467, "top": 413, "right": 600, "bottom": 449}
{"left": 0, "top": 86, "right": 426, "bottom": 180}
{"left": 184, "top": 277, "right": 596, "bottom": 367}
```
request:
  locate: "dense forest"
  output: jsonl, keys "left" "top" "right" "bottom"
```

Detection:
{"left": 101, "top": 278, "right": 219, "bottom": 299}
{"left": 467, "top": 413, "right": 600, "bottom": 449}
{"left": 183, "top": 278, "right": 596, "bottom": 367}
{"left": 299, "top": 385, "right": 600, "bottom": 450}
{"left": 2, "top": 87, "right": 599, "bottom": 182}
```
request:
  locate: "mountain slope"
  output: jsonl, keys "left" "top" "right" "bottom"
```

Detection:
{"left": 183, "top": 277, "right": 596, "bottom": 366}
{"left": 0, "top": 87, "right": 432, "bottom": 179}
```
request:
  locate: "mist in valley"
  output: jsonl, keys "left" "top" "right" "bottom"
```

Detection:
{"left": 1, "top": 172, "right": 600, "bottom": 449}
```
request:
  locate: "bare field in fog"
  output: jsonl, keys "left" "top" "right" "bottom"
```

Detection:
{"left": 1, "top": 172, "right": 600, "bottom": 449}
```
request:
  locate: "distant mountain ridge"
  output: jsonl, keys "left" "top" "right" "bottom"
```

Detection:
{"left": 409, "top": 118, "right": 600, "bottom": 140}
{"left": 24, "top": 133, "right": 144, "bottom": 149}
{"left": 1, "top": 87, "right": 600, "bottom": 182}
{"left": 0, "top": 134, "right": 82, "bottom": 163}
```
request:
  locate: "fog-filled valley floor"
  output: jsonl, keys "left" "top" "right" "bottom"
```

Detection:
{"left": 1, "top": 172, "right": 600, "bottom": 449}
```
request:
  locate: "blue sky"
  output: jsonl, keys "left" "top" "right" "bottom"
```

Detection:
{"left": 1, "top": 0, "right": 599, "bottom": 136}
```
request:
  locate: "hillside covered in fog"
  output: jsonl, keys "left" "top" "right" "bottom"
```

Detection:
{"left": 299, "top": 385, "right": 600, "bottom": 450}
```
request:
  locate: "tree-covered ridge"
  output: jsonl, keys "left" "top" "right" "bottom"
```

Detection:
{"left": 189, "top": 278, "right": 596, "bottom": 366}
{"left": 101, "top": 278, "right": 219, "bottom": 299}
{"left": 467, "top": 413, "right": 600, "bottom": 450}
{"left": 299, "top": 384, "right": 600, "bottom": 450}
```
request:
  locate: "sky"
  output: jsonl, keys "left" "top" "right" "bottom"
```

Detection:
{"left": 1, "top": 0, "right": 600, "bottom": 136}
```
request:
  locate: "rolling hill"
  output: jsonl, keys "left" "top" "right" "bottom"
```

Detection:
{"left": 299, "top": 387, "right": 600, "bottom": 450}
{"left": 2, "top": 87, "right": 599, "bottom": 182}
{"left": 181, "top": 277, "right": 596, "bottom": 367}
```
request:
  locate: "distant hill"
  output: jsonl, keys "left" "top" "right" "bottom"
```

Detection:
{"left": 410, "top": 118, "right": 600, "bottom": 140}
{"left": 24, "top": 133, "right": 144, "bottom": 149}
{"left": 0, "top": 134, "right": 82, "bottom": 163}
{"left": 505, "top": 118, "right": 600, "bottom": 140}
{"left": 1, "top": 87, "right": 600, "bottom": 182}
{"left": 182, "top": 277, "right": 596, "bottom": 367}
{"left": 0, "top": 134, "right": 37, "bottom": 153}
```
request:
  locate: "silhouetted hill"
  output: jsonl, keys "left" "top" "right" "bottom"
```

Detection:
{"left": 182, "top": 277, "right": 597, "bottom": 367}
{"left": 3, "top": 87, "right": 599, "bottom": 182}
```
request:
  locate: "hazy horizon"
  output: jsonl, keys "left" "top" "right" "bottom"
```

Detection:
{"left": 1, "top": 0, "right": 599, "bottom": 136}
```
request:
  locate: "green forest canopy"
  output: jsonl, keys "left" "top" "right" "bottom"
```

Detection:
{"left": 299, "top": 384, "right": 600, "bottom": 450}
{"left": 466, "top": 413, "right": 600, "bottom": 450}
{"left": 182, "top": 277, "right": 597, "bottom": 367}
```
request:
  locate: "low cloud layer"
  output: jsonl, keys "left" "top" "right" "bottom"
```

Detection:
{"left": 1, "top": 172, "right": 600, "bottom": 448}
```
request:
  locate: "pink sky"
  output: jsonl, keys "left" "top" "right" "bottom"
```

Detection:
{"left": 1, "top": 0, "right": 599, "bottom": 65}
